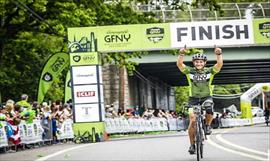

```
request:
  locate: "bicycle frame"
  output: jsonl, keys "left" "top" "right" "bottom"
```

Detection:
{"left": 192, "top": 105, "right": 207, "bottom": 161}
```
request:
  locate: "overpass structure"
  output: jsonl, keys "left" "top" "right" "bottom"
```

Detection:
{"left": 133, "top": 46, "right": 270, "bottom": 86}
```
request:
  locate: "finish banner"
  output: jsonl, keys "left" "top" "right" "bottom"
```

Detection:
{"left": 68, "top": 18, "right": 269, "bottom": 52}
{"left": 37, "top": 53, "right": 70, "bottom": 103}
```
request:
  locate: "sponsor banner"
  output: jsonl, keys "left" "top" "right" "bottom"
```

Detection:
{"left": 68, "top": 19, "right": 269, "bottom": 52}
{"left": 170, "top": 19, "right": 254, "bottom": 48}
{"left": 253, "top": 18, "right": 270, "bottom": 44}
{"left": 73, "top": 85, "right": 98, "bottom": 104}
{"left": 37, "top": 53, "right": 70, "bottom": 103}
{"left": 74, "top": 103, "right": 101, "bottom": 122}
{"left": 72, "top": 66, "right": 98, "bottom": 85}
{"left": 73, "top": 85, "right": 104, "bottom": 104}
{"left": 70, "top": 52, "right": 99, "bottom": 66}
{"left": 68, "top": 23, "right": 171, "bottom": 52}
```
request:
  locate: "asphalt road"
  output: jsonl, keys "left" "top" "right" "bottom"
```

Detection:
{"left": 0, "top": 124, "right": 269, "bottom": 161}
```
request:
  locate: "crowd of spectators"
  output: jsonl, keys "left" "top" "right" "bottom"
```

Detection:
{"left": 104, "top": 104, "right": 179, "bottom": 120}
{"left": 0, "top": 94, "right": 73, "bottom": 150}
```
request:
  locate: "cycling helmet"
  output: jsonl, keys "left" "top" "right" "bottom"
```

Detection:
{"left": 192, "top": 53, "right": 207, "bottom": 61}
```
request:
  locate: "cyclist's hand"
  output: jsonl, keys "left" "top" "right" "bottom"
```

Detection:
{"left": 214, "top": 45, "right": 222, "bottom": 55}
{"left": 179, "top": 45, "right": 187, "bottom": 55}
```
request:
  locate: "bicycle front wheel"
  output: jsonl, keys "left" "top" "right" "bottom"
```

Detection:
{"left": 196, "top": 121, "right": 201, "bottom": 161}
{"left": 196, "top": 140, "right": 200, "bottom": 161}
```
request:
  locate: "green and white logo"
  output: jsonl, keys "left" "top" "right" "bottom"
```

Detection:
{"left": 146, "top": 27, "right": 164, "bottom": 43}
{"left": 73, "top": 55, "right": 81, "bottom": 62}
{"left": 259, "top": 22, "right": 270, "bottom": 38}
{"left": 42, "top": 72, "right": 53, "bottom": 82}
{"left": 70, "top": 52, "right": 99, "bottom": 66}
{"left": 253, "top": 18, "right": 270, "bottom": 44}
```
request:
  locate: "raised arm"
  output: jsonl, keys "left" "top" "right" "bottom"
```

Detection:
{"left": 213, "top": 47, "right": 223, "bottom": 71}
{"left": 177, "top": 46, "right": 187, "bottom": 71}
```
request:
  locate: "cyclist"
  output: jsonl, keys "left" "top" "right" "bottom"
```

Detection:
{"left": 177, "top": 46, "right": 223, "bottom": 154}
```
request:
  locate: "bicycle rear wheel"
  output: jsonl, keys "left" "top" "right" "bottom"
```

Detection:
{"left": 200, "top": 142, "right": 203, "bottom": 158}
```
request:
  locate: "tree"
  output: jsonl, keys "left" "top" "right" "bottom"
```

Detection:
{"left": 0, "top": 0, "right": 159, "bottom": 102}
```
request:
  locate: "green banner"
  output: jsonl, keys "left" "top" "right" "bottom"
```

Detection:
{"left": 70, "top": 52, "right": 100, "bottom": 66}
{"left": 37, "top": 53, "right": 70, "bottom": 103}
{"left": 68, "top": 23, "right": 170, "bottom": 52}
{"left": 64, "top": 69, "right": 72, "bottom": 103}
{"left": 253, "top": 18, "right": 270, "bottom": 44}
{"left": 68, "top": 19, "right": 270, "bottom": 52}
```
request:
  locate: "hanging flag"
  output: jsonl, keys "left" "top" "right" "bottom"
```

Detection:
{"left": 37, "top": 52, "right": 70, "bottom": 103}
{"left": 64, "top": 69, "right": 72, "bottom": 103}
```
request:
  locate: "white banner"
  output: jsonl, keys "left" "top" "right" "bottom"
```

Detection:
{"left": 75, "top": 104, "right": 101, "bottom": 122}
{"left": 73, "top": 85, "right": 103, "bottom": 104}
{"left": 72, "top": 66, "right": 98, "bottom": 85}
{"left": 0, "top": 122, "right": 8, "bottom": 147}
{"left": 170, "top": 19, "right": 254, "bottom": 48}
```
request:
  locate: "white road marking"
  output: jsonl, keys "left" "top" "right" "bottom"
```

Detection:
{"left": 34, "top": 144, "right": 92, "bottom": 161}
{"left": 208, "top": 129, "right": 268, "bottom": 161}
{"left": 216, "top": 130, "right": 268, "bottom": 157}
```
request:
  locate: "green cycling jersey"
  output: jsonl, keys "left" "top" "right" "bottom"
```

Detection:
{"left": 181, "top": 66, "right": 220, "bottom": 98}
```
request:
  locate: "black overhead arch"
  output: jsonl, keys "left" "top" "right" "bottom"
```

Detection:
{"left": 136, "top": 59, "right": 270, "bottom": 86}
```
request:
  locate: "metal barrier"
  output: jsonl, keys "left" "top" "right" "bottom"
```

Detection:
{"left": 0, "top": 119, "right": 74, "bottom": 149}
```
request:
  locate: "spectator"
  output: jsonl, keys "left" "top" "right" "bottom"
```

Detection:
{"left": 123, "top": 109, "right": 134, "bottom": 119}
{"left": 51, "top": 104, "right": 60, "bottom": 144}
{"left": 170, "top": 111, "right": 178, "bottom": 118}
{"left": 132, "top": 106, "right": 140, "bottom": 118}
{"left": 164, "top": 110, "right": 173, "bottom": 119}
{"left": 105, "top": 106, "right": 117, "bottom": 118}
{"left": 212, "top": 114, "right": 220, "bottom": 129}
{"left": 157, "top": 109, "right": 166, "bottom": 118}
{"left": 5, "top": 100, "right": 21, "bottom": 146}
{"left": 16, "top": 94, "right": 31, "bottom": 111}
{"left": 32, "top": 101, "right": 40, "bottom": 118}
{"left": 142, "top": 108, "right": 154, "bottom": 119}
{"left": 40, "top": 104, "right": 52, "bottom": 140}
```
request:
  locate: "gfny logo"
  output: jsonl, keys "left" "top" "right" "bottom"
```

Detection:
{"left": 73, "top": 55, "right": 96, "bottom": 63}
{"left": 146, "top": 27, "right": 165, "bottom": 43}
{"left": 42, "top": 72, "right": 53, "bottom": 82}
{"left": 259, "top": 22, "right": 270, "bottom": 38}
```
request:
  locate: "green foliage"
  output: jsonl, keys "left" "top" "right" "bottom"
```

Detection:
{"left": 102, "top": 51, "right": 148, "bottom": 75}
{"left": 0, "top": 0, "right": 159, "bottom": 102}
{"left": 174, "top": 86, "right": 189, "bottom": 116}
{"left": 44, "top": 76, "right": 65, "bottom": 102}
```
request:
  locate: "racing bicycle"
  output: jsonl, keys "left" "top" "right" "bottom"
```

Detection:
{"left": 192, "top": 102, "right": 208, "bottom": 161}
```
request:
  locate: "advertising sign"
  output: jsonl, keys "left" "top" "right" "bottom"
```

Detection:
{"left": 74, "top": 104, "right": 101, "bottom": 122}
{"left": 37, "top": 52, "right": 70, "bottom": 103}
{"left": 73, "top": 85, "right": 103, "bottom": 104}
{"left": 72, "top": 66, "right": 98, "bottom": 85}
{"left": 70, "top": 52, "right": 100, "bottom": 66}
{"left": 69, "top": 52, "right": 104, "bottom": 123}
{"left": 68, "top": 19, "right": 269, "bottom": 52}
{"left": 253, "top": 18, "right": 270, "bottom": 44}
